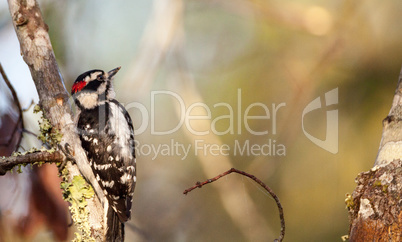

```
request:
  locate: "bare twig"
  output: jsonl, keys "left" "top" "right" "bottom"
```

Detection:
{"left": 184, "top": 168, "right": 285, "bottom": 242}
{"left": 171, "top": 43, "right": 274, "bottom": 240}
{"left": 22, "top": 99, "right": 35, "bottom": 112}
{"left": 22, "top": 129, "right": 38, "bottom": 138}
{"left": 0, "top": 63, "right": 24, "bottom": 149}
{"left": 0, "top": 150, "right": 64, "bottom": 175}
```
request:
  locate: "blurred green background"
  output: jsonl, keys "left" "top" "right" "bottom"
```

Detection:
{"left": 1, "top": 0, "right": 402, "bottom": 241}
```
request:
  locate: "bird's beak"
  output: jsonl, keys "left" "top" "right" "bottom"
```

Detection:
{"left": 107, "top": 67, "right": 121, "bottom": 79}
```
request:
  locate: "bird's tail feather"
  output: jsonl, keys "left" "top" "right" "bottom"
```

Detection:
{"left": 105, "top": 206, "right": 125, "bottom": 242}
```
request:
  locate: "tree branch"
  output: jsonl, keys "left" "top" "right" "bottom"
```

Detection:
{"left": 7, "top": 0, "right": 106, "bottom": 240}
{"left": 347, "top": 67, "right": 402, "bottom": 240}
{"left": 0, "top": 63, "right": 24, "bottom": 149}
{"left": 184, "top": 168, "right": 285, "bottom": 242}
{"left": 375, "top": 68, "right": 402, "bottom": 166}
{"left": 0, "top": 150, "right": 64, "bottom": 175}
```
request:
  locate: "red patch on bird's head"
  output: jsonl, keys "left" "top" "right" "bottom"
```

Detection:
{"left": 71, "top": 81, "right": 86, "bottom": 94}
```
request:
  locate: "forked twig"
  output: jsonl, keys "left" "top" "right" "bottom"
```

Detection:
{"left": 184, "top": 167, "right": 285, "bottom": 242}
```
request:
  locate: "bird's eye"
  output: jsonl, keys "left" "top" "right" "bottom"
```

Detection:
{"left": 96, "top": 74, "right": 104, "bottom": 80}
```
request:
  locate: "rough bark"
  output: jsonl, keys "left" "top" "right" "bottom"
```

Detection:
{"left": 0, "top": 150, "right": 63, "bottom": 175}
{"left": 7, "top": 0, "right": 107, "bottom": 240}
{"left": 348, "top": 68, "right": 402, "bottom": 241}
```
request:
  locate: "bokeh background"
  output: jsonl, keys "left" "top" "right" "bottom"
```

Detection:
{"left": 1, "top": 0, "right": 402, "bottom": 241}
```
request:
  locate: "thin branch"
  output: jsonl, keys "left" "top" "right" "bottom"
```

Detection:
{"left": 184, "top": 168, "right": 285, "bottom": 242}
{"left": 171, "top": 39, "right": 275, "bottom": 239}
{"left": 0, "top": 150, "right": 64, "bottom": 175}
{"left": 22, "top": 128, "right": 38, "bottom": 137}
{"left": 0, "top": 63, "right": 24, "bottom": 149}
{"left": 0, "top": 64, "right": 23, "bottom": 120}
{"left": 22, "top": 99, "right": 35, "bottom": 112}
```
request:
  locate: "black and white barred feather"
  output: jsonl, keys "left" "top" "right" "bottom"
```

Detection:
{"left": 72, "top": 67, "right": 136, "bottom": 241}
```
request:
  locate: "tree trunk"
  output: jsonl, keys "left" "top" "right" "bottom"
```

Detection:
{"left": 347, "top": 68, "right": 402, "bottom": 241}
{"left": 7, "top": 0, "right": 108, "bottom": 240}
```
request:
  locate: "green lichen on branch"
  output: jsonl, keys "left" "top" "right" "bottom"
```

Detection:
{"left": 34, "top": 104, "right": 63, "bottom": 146}
{"left": 5, "top": 146, "right": 59, "bottom": 174}
{"left": 372, "top": 180, "right": 389, "bottom": 193}
{"left": 61, "top": 169, "right": 95, "bottom": 242}
{"left": 345, "top": 193, "right": 354, "bottom": 209}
